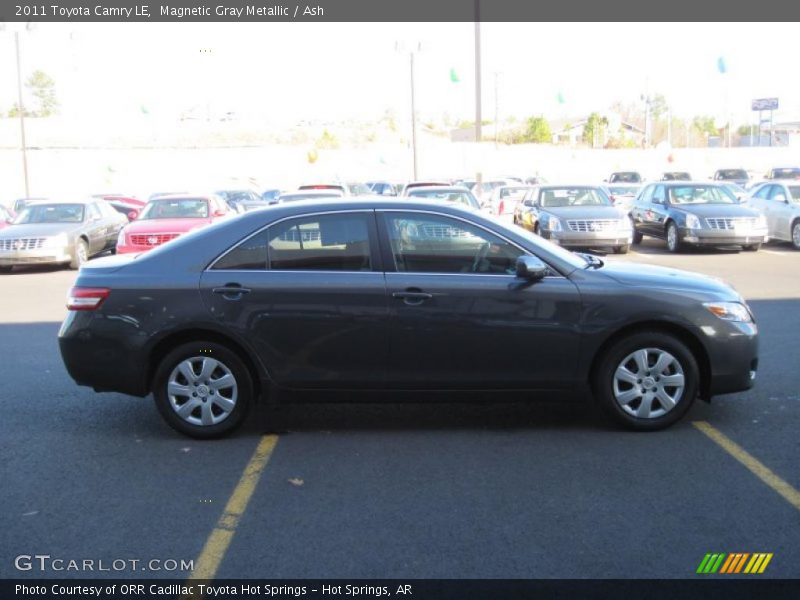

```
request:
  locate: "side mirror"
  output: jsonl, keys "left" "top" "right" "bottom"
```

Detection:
{"left": 127, "top": 210, "right": 139, "bottom": 221}
{"left": 516, "top": 255, "right": 547, "bottom": 281}
{"left": 214, "top": 209, "right": 227, "bottom": 217}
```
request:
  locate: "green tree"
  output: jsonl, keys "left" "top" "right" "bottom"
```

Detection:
{"left": 522, "top": 116, "right": 552, "bottom": 143}
{"left": 692, "top": 115, "right": 718, "bottom": 137}
{"left": 583, "top": 112, "right": 609, "bottom": 146}
{"left": 26, "top": 70, "right": 58, "bottom": 117}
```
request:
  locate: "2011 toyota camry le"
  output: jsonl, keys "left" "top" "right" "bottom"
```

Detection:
{"left": 58, "top": 199, "right": 759, "bottom": 438}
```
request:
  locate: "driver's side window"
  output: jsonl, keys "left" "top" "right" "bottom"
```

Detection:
{"left": 383, "top": 212, "right": 523, "bottom": 275}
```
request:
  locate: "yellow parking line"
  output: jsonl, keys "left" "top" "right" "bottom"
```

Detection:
{"left": 693, "top": 422, "right": 800, "bottom": 512}
{"left": 186, "top": 435, "right": 279, "bottom": 589}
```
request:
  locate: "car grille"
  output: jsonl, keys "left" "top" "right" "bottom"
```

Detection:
{"left": 705, "top": 217, "right": 760, "bottom": 230}
{"left": 566, "top": 219, "right": 619, "bottom": 232}
{"left": 130, "top": 233, "right": 181, "bottom": 246}
{"left": 0, "top": 238, "right": 46, "bottom": 251}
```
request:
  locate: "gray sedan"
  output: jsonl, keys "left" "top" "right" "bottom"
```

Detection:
{"left": 0, "top": 199, "right": 126, "bottom": 272}
{"left": 523, "top": 185, "right": 633, "bottom": 254}
{"left": 746, "top": 181, "right": 800, "bottom": 249}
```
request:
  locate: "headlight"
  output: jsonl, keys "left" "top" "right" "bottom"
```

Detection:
{"left": 546, "top": 216, "right": 562, "bottom": 232}
{"left": 42, "top": 233, "right": 69, "bottom": 248}
{"left": 703, "top": 301, "right": 753, "bottom": 323}
{"left": 117, "top": 229, "right": 126, "bottom": 246}
{"left": 685, "top": 214, "right": 701, "bottom": 229}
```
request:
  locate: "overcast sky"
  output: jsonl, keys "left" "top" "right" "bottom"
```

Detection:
{"left": 0, "top": 22, "right": 797, "bottom": 128}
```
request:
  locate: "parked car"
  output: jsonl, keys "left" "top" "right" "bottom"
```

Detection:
{"left": 261, "top": 188, "right": 283, "bottom": 204}
{"left": 745, "top": 181, "right": 800, "bottom": 249}
{"left": 765, "top": 167, "right": 800, "bottom": 180}
{"left": 12, "top": 197, "right": 49, "bottom": 213}
{"left": 719, "top": 182, "right": 748, "bottom": 203}
{"left": 486, "top": 185, "right": 532, "bottom": 216}
{"left": 275, "top": 190, "right": 345, "bottom": 204}
{"left": 512, "top": 189, "right": 540, "bottom": 232}
{"left": 630, "top": 182, "right": 768, "bottom": 252}
{"left": 712, "top": 168, "right": 750, "bottom": 187}
{"left": 366, "top": 181, "right": 402, "bottom": 196}
{"left": 405, "top": 186, "right": 480, "bottom": 209}
{"left": 606, "top": 172, "right": 643, "bottom": 184}
{"left": 102, "top": 196, "right": 147, "bottom": 221}
{"left": 661, "top": 172, "right": 692, "bottom": 181}
{"left": 346, "top": 182, "right": 373, "bottom": 196}
{"left": 59, "top": 199, "right": 759, "bottom": 438}
{"left": 602, "top": 184, "right": 641, "bottom": 212}
{"left": 116, "top": 194, "right": 233, "bottom": 254}
{"left": 297, "top": 183, "right": 366, "bottom": 196}
{"left": 524, "top": 185, "right": 633, "bottom": 254}
{"left": 400, "top": 181, "right": 451, "bottom": 196}
{"left": 0, "top": 198, "right": 126, "bottom": 272}
{"left": 215, "top": 189, "right": 265, "bottom": 214}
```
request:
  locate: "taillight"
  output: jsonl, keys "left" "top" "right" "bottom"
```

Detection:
{"left": 66, "top": 287, "right": 110, "bottom": 311}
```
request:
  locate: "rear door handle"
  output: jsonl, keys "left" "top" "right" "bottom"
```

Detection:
{"left": 392, "top": 291, "right": 433, "bottom": 305}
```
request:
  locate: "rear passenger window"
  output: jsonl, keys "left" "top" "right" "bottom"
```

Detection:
{"left": 213, "top": 231, "right": 268, "bottom": 270}
{"left": 267, "top": 213, "right": 372, "bottom": 271}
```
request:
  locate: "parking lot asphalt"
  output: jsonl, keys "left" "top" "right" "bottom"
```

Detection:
{"left": 1, "top": 238, "right": 799, "bottom": 580}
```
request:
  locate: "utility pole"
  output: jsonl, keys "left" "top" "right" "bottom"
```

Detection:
{"left": 474, "top": 0, "right": 483, "bottom": 188}
{"left": 409, "top": 51, "right": 418, "bottom": 179}
{"left": 15, "top": 31, "right": 31, "bottom": 199}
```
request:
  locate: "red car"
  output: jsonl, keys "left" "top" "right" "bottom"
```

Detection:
{"left": 116, "top": 194, "right": 232, "bottom": 254}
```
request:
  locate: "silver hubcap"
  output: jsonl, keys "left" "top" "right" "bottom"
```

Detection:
{"left": 793, "top": 224, "right": 800, "bottom": 248}
{"left": 167, "top": 357, "right": 237, "bottom": 426}
{"left": 613, "top": 348, "right": 685, "bottom": 419}
{"left": 77, "top": 243, "right": 87, "bottom": 263}
{"left": 667, "top": 226, "right": 677, "bottom": 250}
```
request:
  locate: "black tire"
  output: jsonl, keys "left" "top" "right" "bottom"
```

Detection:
{"left": 792, "top": 219, "right": 800, "bottom": 250}
{"left": 613, "top": 244, "right": 630, "bottom": 254}
{"left": 666, "top": 222, "right": 683, "bottom": 253}
{"left": 0, "top": 266, "right": 12, "bottom": 274}
{"left": 632, "top": 229, "right": 643, "bottom": 245}
{"left": 69, "top": 239, "right": 89, "bottom": 270}
{"left": 153, "top": 341, "right": 253, "bottom": 439}
{"left": 742, "top": 243, "right": 761, "bottom": 252}
{"left": 592, "top": 331, "right": 699, "bottom": 431}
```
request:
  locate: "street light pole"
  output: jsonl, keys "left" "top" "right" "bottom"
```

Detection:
{"left": 15, "top": 31, "right": 31, "bottom": 198}
{"left": 474, "top": 19, "right": 482, "bottom": 144}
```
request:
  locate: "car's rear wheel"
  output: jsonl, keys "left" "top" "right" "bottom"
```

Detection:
{"left": 666, "top": 222, "right": 682, "bottom": 253}
{"left": 792, "top": 220, "right": 800, "bottom": 250}
{"left": 632, "top": 229, "right": 643, "bottom": 245}
{"left": 153, "top": 341, "right": 252, "bottom": 439}
{"left": 0, "top": 266, "right": 12, "bottom": 274}
{"left": 742, "top": 243, "right": 761, "bottom": 252}
{"left": 593, "top": 331, "right": 699, "bottom": 431}
{"left": 69, "top": 239, "right": 88, "bottom": 270}
{"left": 613, "top": 244, "right": 630, "bottom": 254}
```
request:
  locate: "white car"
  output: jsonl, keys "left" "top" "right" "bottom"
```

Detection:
{"left": 486, "top": 185, "right": 532, "bottom": 216}
{"left": 746, "top": 181, "right": 800, "bottom": 249}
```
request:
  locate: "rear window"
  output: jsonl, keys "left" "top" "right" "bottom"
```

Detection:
{"left": 716, "top": 169, "right": 748, "bottom": 180}
{"left": 609, "top": 172, "right": 641, "bottom": 183}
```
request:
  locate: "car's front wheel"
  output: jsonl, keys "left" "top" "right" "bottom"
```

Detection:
{"left": 593, "top": 331, "right": 699, "bottom": 431}
{"left": 153, "top": 341, "right": 253, "bottom": 439}
{"left": 792, "top": 219, "right": 800, "bottom": 250}
{"left": 69, "top": 239, "right": 88, "bottom": 270}
{"left": 666, "top": 222, "right": 683, "bottom": 253}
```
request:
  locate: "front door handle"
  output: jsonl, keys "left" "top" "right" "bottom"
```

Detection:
{"left": 212, "top": 285, "right": 251, "bottom": 299}
{"left": 392, "top": 291, "right": 433, "bottom": 306}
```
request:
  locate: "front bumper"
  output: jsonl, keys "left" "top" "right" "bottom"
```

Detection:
{"left": 0, "top": 247, "right": 72, "bottom": 266}
{"left": 547, "top": 229, "right": 633, "bottom": 247}
{"left": 680, "top": 227, "right": 768, "bottom": 246}
{"left": 700, "top": 320, "right": 759, "bottom": 397}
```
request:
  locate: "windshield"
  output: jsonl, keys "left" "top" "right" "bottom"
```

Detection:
{"left": 139, "top": 198, "right": 210, "bottom": 219}
{"left": 717, "top": 169, "right": 748, "bottom": 180}
{"left": 13, "top": 203, "right": 85, "bottom": 224}
{"left": 609, "top": 172, "right": 641, "bottom": 183}
{"left": 348, "top": 183, "right": 372, "bottom": 195}
{"left": 407, "top": 189, "right": 480, "bottom": 209}
{"left": 771, "top": 168, "right": 800, "bottom": 180}
{"left": 667, "top": 186, "right": 735, "bottom": 205}
{"left": 540, "top": 188, "right": 612, "bottom": 208}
